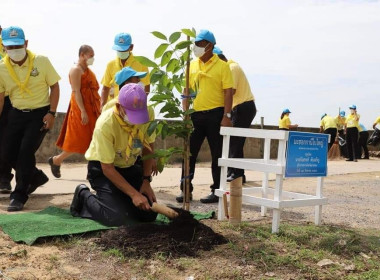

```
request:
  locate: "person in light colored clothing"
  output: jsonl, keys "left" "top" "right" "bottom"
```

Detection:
{"left": 344, "top": 105, "right": 360, "bottom": 162}
{"left": 319, "top": 113, "right": 337, "bottom": 150}
{"left": 357, "top": 123, "right": 369, "bottom": 159}
{"left": 279, "top": 108, "right": 298, "bottom": 130}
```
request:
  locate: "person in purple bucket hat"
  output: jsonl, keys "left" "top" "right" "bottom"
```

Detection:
{"left": 69, "top": 83, "right": 158, "bottom": 226}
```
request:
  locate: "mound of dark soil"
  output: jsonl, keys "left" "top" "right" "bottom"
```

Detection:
{"left": 98, "top": 208, "right": 228, "bottom": 258}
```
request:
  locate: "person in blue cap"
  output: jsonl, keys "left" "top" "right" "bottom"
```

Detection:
{"left": 344, "top": 105, "right": 360, "bottom": 162}
{"left": 0, "top": 26, "right": 60, "bottom": 211}
{"left": 177, "top": 29, "right": 234, "bottom": 204}
{"left": 319, "top": 113, "right": 337, "bottom": 150}
{"left": 357, "top": 123, "right": 369, "bottom": 159}
{"left": 213, "top": 46, "right": 256, "bottom": 183}
{"left": 335, "top": 110, "right": 347, "bottom": 157}
{"left": 279, "top": 109, "right": 298, "bottom": 130}
{"left": 100, "top": 33, "right": 150, "bottom": 108}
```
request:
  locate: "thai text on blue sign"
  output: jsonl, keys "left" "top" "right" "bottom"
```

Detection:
{"left": 285, "top": 131, "right": 329, "bottom": 177}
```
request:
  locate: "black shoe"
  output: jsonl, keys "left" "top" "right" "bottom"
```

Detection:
{"left": 70, "top": 184, "right": 89, "bottom": 217}
{"left": 48, "top": 157, "right": 61, "bottom": 178}
{"left": 346, "top": 159, "right": 353, "bottom": 162}
{"left": 227, "top": 175, "right": 246, "bottom": 184}
{"left": 7, "top": 199, "right": 24, "bottom": 212}
{"left": 0, "top": 181, "right": 12, "bottom": 194}
{"left": 200, "top": 192, "right": 219, "bottom": 204}
{"left": 363, "top": 156, "right": 369, "bottom": 159}
{"left": 175, "top": 191, "right": 193, "bottom": 203}
{"left": 27, "top": 170, "right": 49, "bottom": 195}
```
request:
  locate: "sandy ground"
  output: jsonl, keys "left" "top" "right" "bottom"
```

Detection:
{"left": 0, "top": 159, "right": 379, "bottom": 279}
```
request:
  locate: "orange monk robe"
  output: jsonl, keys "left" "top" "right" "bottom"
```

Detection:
{"left": 56, "top": 68, "right": 101, "bottom": 154}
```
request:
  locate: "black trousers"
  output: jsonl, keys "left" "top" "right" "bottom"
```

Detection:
{"left": 357, "top": 131, "right": 369, "bottom": 158}
{"left": 346, "top": 127, "right": 360, "bottom": 161}
{"left": 0, "top": 96, "right": 14, "bottom": 184}
{"left": 338, "top": 129, "right": 347, "bottom": 158}
{"left": 3, "top": 106, "right": 49, "bottom": 204}
{"left": 228, "top": 100, "right": 257, "bottom": 178}
{"left": 80, "top": 161, "right": 157, "bottom": 227}
{"left": 324, "top": 128, "right": 337, "bottom": 151}
{"left": 181, "top": 107, "right": 224, "bottom": 191}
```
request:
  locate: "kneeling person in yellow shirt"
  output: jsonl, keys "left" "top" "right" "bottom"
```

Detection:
{"left": 320, "top": 114, "right": 338, "bottom": 150}
{"left": 70, "top": 84, "right": 157, "bottom": 226}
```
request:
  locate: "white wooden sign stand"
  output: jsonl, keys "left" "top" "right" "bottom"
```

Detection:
{"left": 215, "top": 127, "right": 328, "bottom": 233}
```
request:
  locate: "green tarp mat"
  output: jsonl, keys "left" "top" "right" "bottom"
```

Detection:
{"left": 0, "top": 206, "right": 214, "bottom": 245}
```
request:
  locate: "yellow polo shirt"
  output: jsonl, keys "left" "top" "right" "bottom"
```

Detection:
{"left": 190, "top": 54, "right": 233, "bottom": 111}
{"left": 335, "top": 115, "right": 346, "bottom": 130}
{"left": 374, "top": 116, "right": 380, "bottom": 126}
{"left": 345, "top": 113, "right": 360, "bottom": 128}
{"left": 320, "top": 115, "right": 337, "bottom": 130}
{"left": 0, "top": 37, "right": 6, "bottom": 59}
{"left": 227, "top": 60, "right": 254, "bottom": 109}
{"left": 85, "top": 106, "right": 155, "bottom": 168}
{"left": 0, "top": 54, "right": 60, "bottom": 109}
{"left": 279, "top": 115, "right": 291, "bottom": 129}
{"left": 101, "top": 53, "right": 150, "bottom": 100}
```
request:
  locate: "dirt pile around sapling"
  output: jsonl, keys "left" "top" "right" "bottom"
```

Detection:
{"left": 98, "top": 208, "right": 228, "bottom": 258}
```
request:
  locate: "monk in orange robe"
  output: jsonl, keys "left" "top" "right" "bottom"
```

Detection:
{"left": 48, "top": 45, "right": 100, "bottom": 178}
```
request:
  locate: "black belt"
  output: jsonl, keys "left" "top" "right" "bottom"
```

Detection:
{"left": 13, "top": 105, "right": 49, "bottom": 113}
{"left": 193, "top": 107, "right": 224, "bottom": 114}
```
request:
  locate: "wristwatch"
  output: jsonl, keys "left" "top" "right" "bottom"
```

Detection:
{"left": 224, "top": 112, "right": 232, "bottom": 119}
{"left": 48, "top": 110, "right": 57, "bottom": 118}
{"left": 142, "top": 175, "right": 152, "bottom": 182}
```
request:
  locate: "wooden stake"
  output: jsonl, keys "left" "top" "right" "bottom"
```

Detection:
{"left": 183, "top": 35, "right": 191, "bottom": 211}
{"left": 223, "top": 193, "right": 229, "bottom": 219}
{"left": 229, "top": 177, "right": 243, "bottom": 226}
{"left": 152, "top": 202, "right": 179, "bottom": 219}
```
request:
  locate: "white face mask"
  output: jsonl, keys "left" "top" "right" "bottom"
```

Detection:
{"left": 86, "top": 57, "right": 94, "bottom": 66}
{"left": 117, "top": 51, "right": 130, "bottom": 60}
{"left": 137, "top": 81, "right": 145, "bottom": 89}
{"left": 193, "top": 43, "right": 209, "bottom": 58}
{"left": 123, "top": 113, "right": 133, "bottom": 125}
{"left": 7, "top": 48, "right": 27, "bottom": 62}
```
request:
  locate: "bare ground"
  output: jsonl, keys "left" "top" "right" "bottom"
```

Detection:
{"left": 0, "top": 171, "right": 379, "bottom": 279}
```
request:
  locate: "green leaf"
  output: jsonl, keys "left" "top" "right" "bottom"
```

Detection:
{"left": 166, "top": 58, "right": 179, "bottom": 73}
{"left": 161, "top": 50, "right": 173, "bottom": 66}
{"left": 147, "top": 121, "right": 158, "bottom": 136}
{"left": 151, "top": 31, "right": 167, "bottom": 41}
{"left": 174, "top": 82, "right": 182, "bottom": 93}
{"left": 175, "top": 40, "right": 193, "bottom": 50}
{"left": 154, "top": 43, "right": 169, "bottom": 59}
{"left": 169, "top": 32, "right": 181, "bottom": 44}
{"left": 181, "top": 28, "right": 196, "bottom": 38}
{"left": 134, "top": 56, "right": 158, "bottom": 68}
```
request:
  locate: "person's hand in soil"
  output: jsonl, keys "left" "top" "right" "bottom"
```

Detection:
{"left": 140, "top": 180, "right": 157, "bottom": 205}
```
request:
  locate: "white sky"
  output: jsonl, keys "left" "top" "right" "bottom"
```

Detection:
{"left": 1, "top": 0, "right": 379, "bottom": 128}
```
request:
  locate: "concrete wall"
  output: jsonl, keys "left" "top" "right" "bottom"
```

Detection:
{"left": 36, "top": 113, "right": 380, "bottom": 163}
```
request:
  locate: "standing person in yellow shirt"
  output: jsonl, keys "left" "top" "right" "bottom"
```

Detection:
{"left": 373, "top": 115, "right": 380, "bottom": 129}
{"left": 320, "top": 114, "right": 338, "bottom": 150}
{"left": 177, "top": 29, "right": 234, "bottom": 204}
{"left": 100, "top": 33, "right": 150, "bottom": 107}
{"left": 344, "top": 105, "right": 360, "bottom": 162}
{"left": 279, "top": 109, "right": 298, "bottom": 130}
{"left": 0, "top": 26, "right": 60, "bottom": 211}
{"left": 0, "top": 24, "right": 15, "bottom": 193}
{"left": 213, "top": 46, "right": 256, "bottom": 183}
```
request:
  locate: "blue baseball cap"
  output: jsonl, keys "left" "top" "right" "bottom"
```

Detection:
{"left": 283, "top": 108, "right": 291, "bottom": 114}
{"left": 340, "top": 110, "right": 345, "bottom": 117}
{"left": 115, "top": 67, "right": 147, "bottom": 86}
{"left": 349, "top": 104, "right": 356, "bottom": 110}
{"left": 112, "top": 33, "right": 132, "bottom": 51}
{"left": 195, "top": 29, "right": 216, "bottom": 44}
{"left": 213, "top": 46, "right": 223, "bottom": 55}
{"left": 1, "top": 26, "right": 25, "bottom": 46}
{"left": 321, "top": 113, "right": 327, "bottom": 120}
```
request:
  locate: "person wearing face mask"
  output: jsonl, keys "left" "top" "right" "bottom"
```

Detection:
{"left": 213, "top": 46, "right": 256, "bottom": 184}
{"left": 100, "top": 33, "right": 150, "bottom": 108}
{"left": 344, "top": 105, "right": 360, "bottom": 162}
{"left": 48, "top": 45, "right": 101, "bottom": 178}
{"left": 69, "top": 84, "right": 158, "bottom": 226}
{"left": 0, "top": 26, "right": 60, "bottom": 211}
{"left": 177, "top": 29, "right": 234, "bottom": 204}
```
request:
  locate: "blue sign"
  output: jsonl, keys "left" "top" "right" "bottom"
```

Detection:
{"left": 285, "top": 131, "right": 329, "bottom": 177}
